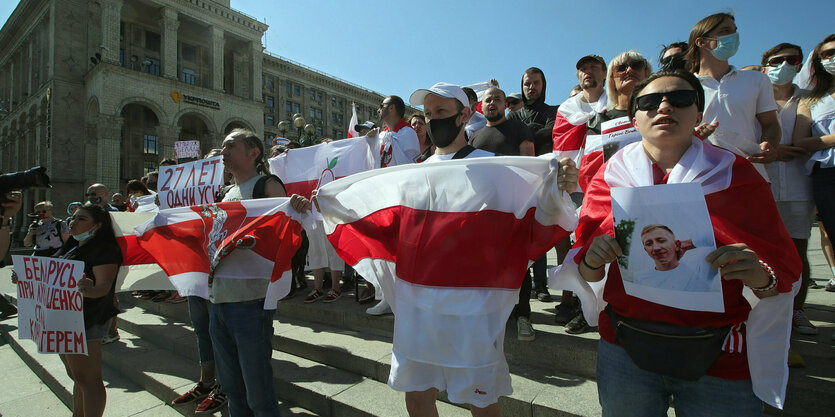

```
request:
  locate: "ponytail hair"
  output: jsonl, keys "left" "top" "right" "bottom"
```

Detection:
{"left": 227, "top": 128, "right": 270, "bottom": 175}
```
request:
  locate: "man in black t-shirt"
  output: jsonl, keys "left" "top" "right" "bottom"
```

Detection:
{"left": 471, "top": 87, "right": 535, "bottom": 157}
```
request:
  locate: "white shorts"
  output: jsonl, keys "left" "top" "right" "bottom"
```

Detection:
{"left": 776, "top": 201, "right": 815, "bottom": 240}
{"left": 306, "top": 224, "right": 344, "bottom": 271}
{"left": 387, "top": 350, "right": 512, "bottom": 408}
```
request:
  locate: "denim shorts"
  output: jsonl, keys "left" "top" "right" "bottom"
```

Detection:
{"left": 85, "top": 318, "right": 113, "bottom": 341}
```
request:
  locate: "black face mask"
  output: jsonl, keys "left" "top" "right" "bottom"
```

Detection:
{"left": 661, "top": 52, "right": 687, "bottom": 72}
{"left": 427, "top": 111, "right": 463, "bottom": 149}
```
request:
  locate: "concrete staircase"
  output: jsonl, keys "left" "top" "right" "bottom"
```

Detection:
{"left": 1, "top": 240, "right": 834, "bottom": 416}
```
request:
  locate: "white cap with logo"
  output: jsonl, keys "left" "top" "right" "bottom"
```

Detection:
{"left": 409, "top": 82, "right": 469, "bottom": 110}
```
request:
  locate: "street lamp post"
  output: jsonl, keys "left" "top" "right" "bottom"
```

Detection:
{"left": 276, "top": 121, "right": 289, "bottom": 139}
{"left": 293, "top": 114, "right": 306, "bottom": 143}
{"left": 303, "top": 124, "right": 316, "bottom": 146}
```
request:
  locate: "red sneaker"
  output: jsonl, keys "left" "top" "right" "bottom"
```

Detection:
{"left": 195, "top": 387, "right": 227, "bottom": 415}
{"left": 171, "top": 381, "right": 214, "bottom": 405}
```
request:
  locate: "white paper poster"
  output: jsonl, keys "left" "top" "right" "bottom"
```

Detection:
{"left": 611, "top": 183, "right": 724, "bottom": 312}
{"left": 158, "top": 156, "right": 225, "bottom": 209}
{"left": 600, "top": 116, "right": 641, "bottom": 161}
{"left": 174, "top": 140, "right": 201, "bottom": 159}
{"left": 14, "top": 255, "right": 88, "bottom": 354}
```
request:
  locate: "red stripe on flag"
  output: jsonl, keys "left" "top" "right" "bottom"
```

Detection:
{"left": 552, "top": 112, "right": 589, "bottom": 152}
{"left": 284, "top": 177, "right": 349, "bottom": 200}
{"left": 117, "top": 235, "right": 158, "bottom": 266}
{"left": 328, "top": 206, "right": 568, "bottom": 289}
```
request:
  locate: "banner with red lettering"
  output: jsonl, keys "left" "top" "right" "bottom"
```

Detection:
{"left": 268, "top": 138, "right": 375, "bottom": 200}
{"left": 13, "top": 256, "right": 87, "bottom": 355}
{"left": 158, "top": 156, "right": 225, "bottom": 209}
{"left": 174, "top": 140, "right": 201, "bottom": 159}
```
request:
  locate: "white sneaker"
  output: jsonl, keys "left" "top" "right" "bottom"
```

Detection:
{"left": 517, "top": 316, "right": 535, "bottom": 341}
{"left": 366, "top": 298, "right": 392, "bottom": 315}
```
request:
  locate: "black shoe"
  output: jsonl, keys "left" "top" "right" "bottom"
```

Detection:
{"left": 554, "top": 300, "right": 579, "bottom": 325}
{"left": 358, "top": 287, "right": 375, "bottom": 304}
{"left": 534, "top": 285, "right": 552, "bottom": 302}
{"left": 565, "top": 313, "right": 591, "bottom": 334}
{"left": 0, "top": 300, "right": 17, "bottom": 321}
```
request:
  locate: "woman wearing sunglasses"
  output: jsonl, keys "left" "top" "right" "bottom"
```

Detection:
{"left": 553, "top": 71, "right": 800, "bottom": 416}
{"left": 793, "top": 34, "right": 835, "bottom": 297}
{"left": 687, "top": 12, "right": 781, "bottom": 181}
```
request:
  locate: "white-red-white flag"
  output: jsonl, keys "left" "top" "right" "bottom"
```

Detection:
{"left": 135, "top": 198, "right": 303, "bottom": 309}
{"left": 111, "top": 212, "right": 174, "bottom": 292}
{"left": 269, "top": 137, "right": 375, "bottom": 200}
{"left": 552, "top": 91, "right": 608, "bottom": 166}
{"left": 347, "top": 102, "right": 359, "bottom": 138}
{"left": 317, "top": 156, "right": 577, "bottom": 367}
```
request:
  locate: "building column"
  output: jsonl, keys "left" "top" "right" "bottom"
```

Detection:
{"left": 158, "top": 8, "right": 179, "bottom": 80}
{"left": 251, "top": 41, "right": 262, "bottom": 101}
{"left": 211, "top": 27, "right": 224, "bottom": 91}
{"left": 155, "top": 123, "right": 181, "bottom": 162}
{"left": 97, "top": 115, "right": 123, "bottom": 192}
{"left": 100, "top": 0, "right": 123, "bottom": 64}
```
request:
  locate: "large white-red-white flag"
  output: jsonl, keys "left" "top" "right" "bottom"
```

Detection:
{"left": 135, "top": 198, "right": 303, "bottom": 309}
{"left": 269, "top": 137, "right": 376, "bottom": 200}
{"left": 111, "top": 212, "right": 174, "bottom": 292}
{"left": 317, "top": 156, "right": 577, "bottom": 367}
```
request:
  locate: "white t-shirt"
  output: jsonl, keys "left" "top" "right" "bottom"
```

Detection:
{"left": 699, "top": 67, "right": 778, "bottom": 180}
{"left": 631, "top": 247, "right": 718, "bottom": 292}
{"left": 765, "top": 85, "right": 813, "bottom": 202}
{"left": 425, "top": 147, "right": 494, "bottom": 162}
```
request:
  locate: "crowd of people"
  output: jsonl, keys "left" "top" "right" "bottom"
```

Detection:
{"left": 1, "top": 10, "right": 834, "bottom": 417}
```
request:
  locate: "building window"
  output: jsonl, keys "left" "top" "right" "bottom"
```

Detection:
{"left": 293, "top": 85, "right": 300, "bottom": 96}
{"left": 266, "top": 95, "right": 274, "bottom": 108}
{"left": 181, "top": 43, "right": 197, "bottom": 62}
{"left": 143, "top": 134, "right": 158, "bottom": 155}
{"left": 181, "top": 68, "right": 197, "bottom": 85}
{"left": 332, "top": 129, "right": 340, "bottom": 138}
{"left": 293, "top": 103, "right": 300, "bottom": 113}
{"left": 286, "top": 100, "right": 292, "bottom": 113}
{"left": 310, "top": 108, "right": 315, "bottom": 119}
{"left": 338, "top": 99, "right": 344, "bottom": 110}
{"left": 144, "top": 162, "right": 157, "bottom": 174}
{"left": 310, "top": 90, "right": 316, "bottom": 100}
{"left": 286, "top": 82, "right": 292, "bottom": 95}
{"left": 316, "top": 109, "right": 322, "bottom": 119}
{"left": 265, "top": 76, "right": 274, "bottom": 91}
{"left": 317, "top": 92, "right": 322, "bottom": 103}
{"left": 143, "top": 57, "right": 160, "bottom": 76}
{"left": 119, "top": 49, "right": 124, "bottom": 66}
{"left": 145, "top": 31, "right": 161, "bottom": 52}
{"left": 317, "top": 127, "right": 323, "bottom": 136}
{"left": 266, "top": 115, "right": 274, "bottom": 126}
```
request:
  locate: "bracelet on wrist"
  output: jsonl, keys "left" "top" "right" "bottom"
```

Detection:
{"left": 582, "top": 255, "right": 603, "bottom": 270}
{"left": 747, "top": 260, "right": 777, "bottom": 292}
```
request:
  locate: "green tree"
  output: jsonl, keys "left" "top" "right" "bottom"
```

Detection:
{"left": 614, "top": 218, "right": 636, "bottom": 269}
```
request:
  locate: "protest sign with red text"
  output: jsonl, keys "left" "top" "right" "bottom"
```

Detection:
{"left": 13, "top": 255, "right": 87, "bottom": 355}
{"left": 158, "top": 156, "right": 225, "bottom": 209}
{"left": 174, "top": 140, "right": 201, "bottom": 159}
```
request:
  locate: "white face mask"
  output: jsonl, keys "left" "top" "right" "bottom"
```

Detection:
{"left": 766, "top": 62, "right": 798, "bottom": 86}
{"left": 822, "top": 57, "right": 835, "bottom": 76}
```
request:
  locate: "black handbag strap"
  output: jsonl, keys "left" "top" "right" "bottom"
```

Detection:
{"left": 452, "top": 145, "right": 477, "bottom": 160}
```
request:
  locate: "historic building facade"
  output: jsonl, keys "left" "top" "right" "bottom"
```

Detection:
{"left": 0, "top": 0, "right": 392, "bottom": 240}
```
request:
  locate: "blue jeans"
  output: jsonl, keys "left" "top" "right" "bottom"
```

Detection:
{"left": 209, "top": 300, "right": 280, "bottom": 417}
{"left": 188, "top": 296, "right": 213, "bottom": 366}
{"left": 596, "top": 339, "right": 763, "bottom": 417}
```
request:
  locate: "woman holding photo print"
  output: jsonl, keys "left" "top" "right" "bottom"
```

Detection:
{"left": 563, "top": 71, "right": 801, "bottom": 416}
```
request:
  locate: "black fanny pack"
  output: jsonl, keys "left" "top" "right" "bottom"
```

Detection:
{"left": 608, "top": 307, "right": 731, "bottom": 381}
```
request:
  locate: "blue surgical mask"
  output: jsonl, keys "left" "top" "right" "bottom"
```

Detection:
{"left": 707, "top": 33, "right": 739, "bottom": 61}
{"left": 72, "top": 230, "right": 93, "bottom": 242}
{"left": 766, "top": 62, "right": 798, "bottom": 86}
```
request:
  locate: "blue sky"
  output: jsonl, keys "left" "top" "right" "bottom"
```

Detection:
{"left": 2, "top": 0, "right": 834, "bottom": 106}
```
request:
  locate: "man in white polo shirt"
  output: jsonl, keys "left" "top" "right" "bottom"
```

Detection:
{"left": 687, "top": 12, "right": 781, "bottom": 180}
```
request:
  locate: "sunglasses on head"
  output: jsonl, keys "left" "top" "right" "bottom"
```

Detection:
{"left": 615, "top": 61, "right": 646, "bottom": 73}
{"left": 821, "top": 48, "right": 835, "bottom": 60}
{"left": 766, "top": 55, "right": 803, "bottom": 66}
{"left": 635, "top": 90, "right": 698, "bottom": 111}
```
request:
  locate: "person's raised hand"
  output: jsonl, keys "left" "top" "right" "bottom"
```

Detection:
{"left": 584, "top": 234, "right": 622, "bottom": 270}
{"left": 289, "top": 194, "right": 312, "bottom": 213}
{"left": 706, "top": 243, "right": 770, "bottom": 289}
{"left": 557, "top": 157, "right": 579, "bottom": 194}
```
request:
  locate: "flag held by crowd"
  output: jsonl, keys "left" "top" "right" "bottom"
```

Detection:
{"left": 269, "top": 137, "right": 376, "bottom": 200}
{"left": 134, "top": 198, "right": 304, "bottom": 309}
{"left": 316, "top": 156, "right": 577, "bottom": 367}
{"left": 111, "top": 211, "right": 174, "bottom": 292}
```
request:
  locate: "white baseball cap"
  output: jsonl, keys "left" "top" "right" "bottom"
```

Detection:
{"left": 409, "top": 82, "right": 469, "bottom": 109}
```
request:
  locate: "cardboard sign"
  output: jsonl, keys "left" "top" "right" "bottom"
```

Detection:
{"left": 14, "top": 255, "right": 87, "bottom": 354}
{"left": 174, "top": 140, "right": 201, "bottom": 159}
{"left": 600, "top": 117, "right": 641, "bottom": 161}
{"left": 158, "top": 156, "right": 225, "bottom": 209}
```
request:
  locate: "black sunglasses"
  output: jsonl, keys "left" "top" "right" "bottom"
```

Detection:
{"left": 820, "top": 48, "right": 835, "bottom": 60}
{"left": 635, "top": 90, "right": 698, "bottom": 111}
{"left": 615, "top": 61, "right": 647, "bottom": 73}
{"left": 766, "top": 55, "right": 803, "bottom": 66}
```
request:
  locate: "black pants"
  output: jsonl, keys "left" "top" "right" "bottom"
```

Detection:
{"left": 813, "top": 164, "right": 835, "bottom": 238}
{"left": 512, "top": 268, "right": 533, "bottom": 318}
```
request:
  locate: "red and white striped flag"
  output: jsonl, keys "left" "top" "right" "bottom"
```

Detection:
{"left": 347, "top": 102, "right": 359, "bottom": 138}
{"left": 111, "top": 211, "right": 174, "bottom": 292}
{"left": 269, "top": 137, "right": 375, "bottom": 200}
{"left": 552, "top": 92, "right": 608, "bottom": 167}
{"left": 317, "top": 156, "right": 577, "bottom": 367}
{"left": 135, "top": 198, "right": 303, "bottom": 309}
